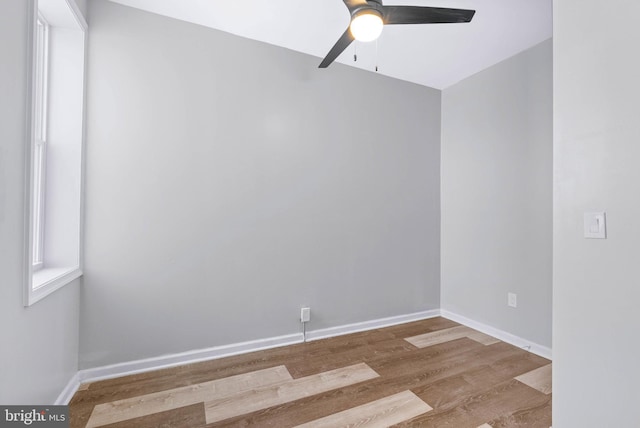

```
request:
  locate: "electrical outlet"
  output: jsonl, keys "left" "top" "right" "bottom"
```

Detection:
{"left": 584, "top": 212, "right": 606, "bottom": 239}
{"left": 300, "top": 307, "right": 311, "bottom": 323}
{"left": 508, "top": 293, "right": 517, "bottom": 308}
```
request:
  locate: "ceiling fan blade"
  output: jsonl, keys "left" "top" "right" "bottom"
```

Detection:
{"left": 319, "top": 27, "right": 355, "bottom": 68}
{"left": 343, "top": 0, "right": 369, "bottom": 13}
{"left": 382, "top": 6, "right": 475, "bottom": 25}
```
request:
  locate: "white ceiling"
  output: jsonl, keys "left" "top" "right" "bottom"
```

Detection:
{"left": 107, "top": 0, "right": 552, "bottom": 89}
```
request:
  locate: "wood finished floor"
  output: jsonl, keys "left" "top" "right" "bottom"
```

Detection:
{"left": 69, "top": 317, "right": 552, "bottom": 427}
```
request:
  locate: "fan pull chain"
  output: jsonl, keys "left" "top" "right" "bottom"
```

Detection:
{"left": 375, "top": 39, "right": 379, "bottom": 72}
{"left": 354, "top": 43, "right": 357, "bottom": 62}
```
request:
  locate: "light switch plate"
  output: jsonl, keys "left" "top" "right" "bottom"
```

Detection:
{"left": 584, "top": 212, "right": 606, "bottom": 239}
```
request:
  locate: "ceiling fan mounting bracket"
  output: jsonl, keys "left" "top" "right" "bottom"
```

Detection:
{"left": 351, "top": 1, "right": 383, "bottom": 19}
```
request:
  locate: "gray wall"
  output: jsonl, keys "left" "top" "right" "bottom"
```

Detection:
{"left": 80, "top": 0, "right": 441, "bottom": 368}
{"left": 441, "top": 40, "right": 553, "bottom": 348}
{"left": 0, "top": 0, "right": 80, "bottom": 404}
{"left": 553, "top": 2, "right": 640, "bottom": 426}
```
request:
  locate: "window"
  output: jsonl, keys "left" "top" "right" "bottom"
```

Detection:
{"left": 32, "top": 13, "right": 49, "bottom": 271}
{"left": 25, "top": 0, "right": 87, "bottom": 306}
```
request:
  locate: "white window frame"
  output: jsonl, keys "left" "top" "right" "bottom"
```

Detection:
{"left": 32, "top": 13, "right": 49, "bottom": 272}
{"left": 24, "top": 0, "right": 88, "bottom": 306}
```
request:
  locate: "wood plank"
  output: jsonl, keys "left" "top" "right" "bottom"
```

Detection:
{"left": 396, "top": 379, "right": 549, "bottom": 427}
{"left": 204, "top": 363, "right": 379, "bottom": 424}
{"left": 486, "top": 394, "right": 552, "bottom": 428}
{"left": 97, "top": 402, "right": 206, "bottom": 428}
{"left": 515, "top": 364, "right": 552, "bottom": 395}
{"left": 375, "top": 341, "right": 515, "bottom": 383}
{"left": 466, "top": 330, "right": 502, "bottom": 346}
{"left": 405, "top": 325, "right": 500, "bottom": 348}
{"left": 86, "top": 365, "right": 292, "bottom": 428}
{"left": 415, "top": 352, "right": 550, "bottom": 409}
{"left": 285, "top": 338, "right": 418, "bottom": 378}
{"left": 294, "top": 391, "right": 432, "bottom": 428}
{"left": 379, "top": 317, "right": 460, "bottom": 338}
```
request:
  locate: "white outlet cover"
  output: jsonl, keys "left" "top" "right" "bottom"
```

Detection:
{"left": 508, "top": 293, "right": 517, "bottom": 308}
{"left": 584, "top": 212, "right": 606, "bottom": 239}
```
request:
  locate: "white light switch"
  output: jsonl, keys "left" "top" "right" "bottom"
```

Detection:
{"left": 584, "top": 212, "right": 606, "bottom": 239}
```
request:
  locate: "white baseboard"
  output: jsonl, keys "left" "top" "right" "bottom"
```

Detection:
{"left": 440, "top": 309, "right": 552, "bottom": 360}
{"left": 76, "top": 332, "right": 303, "bottom": 387}
{"left": 55, "top": 372, "right": 81, "bottom": 405}
{"left": 305, "top": 309, "right": 441, "bottom": 342}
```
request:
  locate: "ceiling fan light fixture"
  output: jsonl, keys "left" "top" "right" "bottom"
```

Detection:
{"left": 350, "top": 10, "right": 384, "bottom": 42}
{"left": 319, "top": 0, "right": 475, "bottom": 69}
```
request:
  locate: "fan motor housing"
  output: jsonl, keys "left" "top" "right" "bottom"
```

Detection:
{"left": 351, "top": 0, "right": 384, "bottom": 20}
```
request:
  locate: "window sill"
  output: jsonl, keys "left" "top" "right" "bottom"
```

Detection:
{"left": 27, "top": 267, "right": 82, "bottom": 306}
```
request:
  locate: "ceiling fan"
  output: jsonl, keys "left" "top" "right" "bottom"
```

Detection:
{"left": 319, "top": 0, "right": 476, "bottom": 68}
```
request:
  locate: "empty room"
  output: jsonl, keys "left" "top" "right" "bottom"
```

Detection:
{"left": 1, "top": 0, "right": 638, "bottom": 427}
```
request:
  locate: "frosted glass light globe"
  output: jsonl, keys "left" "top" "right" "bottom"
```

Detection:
{"left": 350, "top": 12, "right": 383, "bottom": 42}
